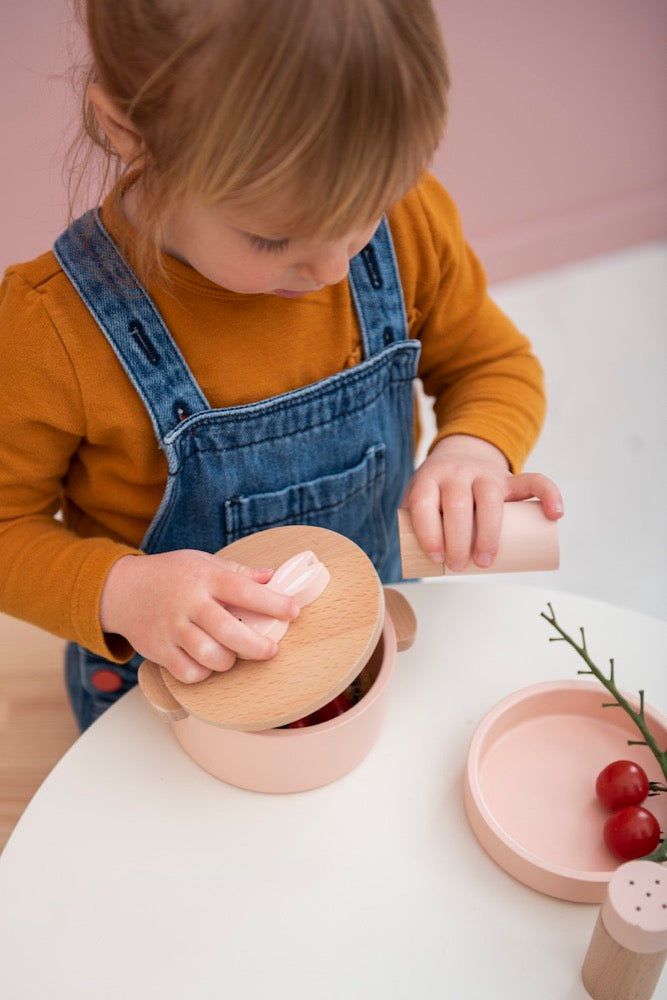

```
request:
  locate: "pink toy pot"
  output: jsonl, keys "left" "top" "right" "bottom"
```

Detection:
{"left": 138, "top": 526, "right": 416, "bottom": 793}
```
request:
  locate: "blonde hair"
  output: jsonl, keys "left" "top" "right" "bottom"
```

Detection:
{"left": 72, "top": 0, "right": 449, "bottom": 277}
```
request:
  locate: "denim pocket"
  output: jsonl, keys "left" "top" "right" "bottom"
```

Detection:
{"left": 222, "top": 443, "right": 388, "bottom": 567}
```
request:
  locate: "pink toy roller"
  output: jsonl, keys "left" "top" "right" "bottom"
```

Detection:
{"left": 398, "top": 499, "right": 559, "bottom": 578}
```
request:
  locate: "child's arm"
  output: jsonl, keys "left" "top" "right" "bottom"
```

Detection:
{"left": 0, "top": 267, "right": 296, "bottom": 669}
{"left": 99, "top": 551, "right": 300, "bottom": 683}
{"left": 403, "top": 434, "right": 563, "bottom": 571}
{"left": 390, "top": 174, "right": 564, "bottom": 568}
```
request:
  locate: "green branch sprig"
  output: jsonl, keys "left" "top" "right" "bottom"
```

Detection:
{"left": 541, "top": 603, "right": 667, "bottom": 863}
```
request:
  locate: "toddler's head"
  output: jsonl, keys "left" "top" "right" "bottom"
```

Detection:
{"left": 75, "top": 0, "right": 449, "bottom": 279}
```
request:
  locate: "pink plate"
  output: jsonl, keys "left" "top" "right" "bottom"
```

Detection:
{"left": 463, "top": 680, "right": 667, "bottom": 903}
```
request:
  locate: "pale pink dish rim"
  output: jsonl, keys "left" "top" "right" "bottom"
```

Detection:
{"left": 464, "top": 679, "right": 667, "bottom": 904}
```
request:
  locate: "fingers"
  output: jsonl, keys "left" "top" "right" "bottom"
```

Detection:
{"left": 111, "top": 550, "right": 306, "bottom": 684}
{"left": 408, "top": 481, "right": 478, "bottom": 572}
{"left": 164, "top": 649, "right": 214, "bottom": 685}
{"left": 504, "top": 473, "right": 565, "bottom": 519}
{"left": 157, "top": 622, "right": 263, "bottom": 683}
{"left": 403, "top": 436, "right": 563, "bottom": 576}
{"left": 406, "top": 484, "right": 446, "bottom": 565}
{"left": 195, "top": 600, "right": 280, "bottom": 663}
{"left": 470, "top": 478, "right": 505, "bottom": 567}
{"left": 210, "top": 559, "right": 301, "bottom": 623}
{"left": 165, "top": 563, "right": 302, "bottom": 677}
{"left": 407, "top": 473, "right": 564, "bottom": 573}
{"left": 215, "top": 557, "right": 274, "bottom": 584}
{"left": 472, "top": 473, "right": 564, "bottom": 569}
{"left": 441, "top": 477, "right": 506, "bottom": 571}
{"left": 439, "top": 482, "right": 474, "bottom": 572}
{"left": 160, "top": 595, "right": 288, "bottom": 682}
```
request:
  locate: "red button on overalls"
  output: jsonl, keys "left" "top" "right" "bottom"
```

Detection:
{"left": 90, "top": 668, "right": 123, "bottom": 693}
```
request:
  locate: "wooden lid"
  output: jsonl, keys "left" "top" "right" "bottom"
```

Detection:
{"left": 160, "top": 525, "right": 384, "bottom": 731}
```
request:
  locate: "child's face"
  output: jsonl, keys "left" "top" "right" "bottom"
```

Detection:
{"left": 160, "top": 196, "right": 379, "bottom": 297}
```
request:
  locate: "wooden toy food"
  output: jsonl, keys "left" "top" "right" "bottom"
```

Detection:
{"left": 138, "top": 525, "right": 416, "bottom": 793}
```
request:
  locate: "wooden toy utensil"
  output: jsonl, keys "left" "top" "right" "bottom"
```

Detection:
{"left": 154, "top": 525, "right": 384, "bottom": 732}
{"left": 397, "top": 499, "right": 559, "bottom": 578}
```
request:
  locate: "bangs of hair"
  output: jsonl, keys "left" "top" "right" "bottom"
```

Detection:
{"left": 78, "top": 0, "right": 449, "bottom": 270}
{"left": 177, "top": 0, "right": 450, "bottom": 236}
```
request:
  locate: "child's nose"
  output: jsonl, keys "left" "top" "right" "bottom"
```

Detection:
{"left": 299, "top": 242, "right": 350, "bottom": 286}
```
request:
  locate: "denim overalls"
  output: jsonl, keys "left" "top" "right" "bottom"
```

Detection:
{"left": 54, "top": 209, "right": 420, "bottom": 730}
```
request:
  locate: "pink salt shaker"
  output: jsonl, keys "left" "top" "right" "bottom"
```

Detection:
{"left": 582, "top": 859, "right": 667, "bottom": 1000}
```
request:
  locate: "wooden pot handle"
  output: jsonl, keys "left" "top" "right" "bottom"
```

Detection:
{"left": 137, "top": 660, "right": 188, "bottom": 721}
{"left": 384, "top": 588, "right": 417, "bottom": 651}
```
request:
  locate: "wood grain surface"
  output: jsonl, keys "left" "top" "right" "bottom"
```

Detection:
{"left": 159, "top": 526, "right": 384, "bottom": 731}
{"left": 0, "top": 622, "right": 75, "bottom": 853}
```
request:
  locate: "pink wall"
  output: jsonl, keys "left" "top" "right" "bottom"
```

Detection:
{"left": 1, "top": 1, "right": 666, "bottom": 281}
{"left": 0, "top": 1, "right": 78, "bottom": 270}
{"left": 433, "top": 0, "right": 667, "bottom": 280}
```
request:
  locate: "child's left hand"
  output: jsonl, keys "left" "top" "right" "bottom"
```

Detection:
{"left": 402, "top": 434, "right": 564, "bottom": 572}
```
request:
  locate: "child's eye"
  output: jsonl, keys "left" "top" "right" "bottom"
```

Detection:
{"left": 247, "top": 234, "right": 290, "bottom": 254}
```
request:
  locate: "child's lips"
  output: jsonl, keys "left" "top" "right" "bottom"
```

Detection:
{"left": 273, "top": 286, "right": 323, "bottom": 298}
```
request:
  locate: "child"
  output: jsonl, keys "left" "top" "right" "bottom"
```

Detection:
{"left": 0, "top": 0, "right": 563, "bottom": 731}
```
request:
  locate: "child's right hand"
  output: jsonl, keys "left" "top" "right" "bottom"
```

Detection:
{"left": 99, "top": 550, "right": 301, "bottom": 683}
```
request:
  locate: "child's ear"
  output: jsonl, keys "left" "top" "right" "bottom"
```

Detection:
{"left": 87, "top": 83, "right": 144, "bottom": 166}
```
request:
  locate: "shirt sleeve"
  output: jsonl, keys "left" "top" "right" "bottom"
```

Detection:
{"left": 0, "top": 269, "right": 137, "bottom": 660}
{"left": 390, "top": 174, "right": 546, "bottom": 472}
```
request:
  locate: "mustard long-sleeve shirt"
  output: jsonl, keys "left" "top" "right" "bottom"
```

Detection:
{"left": 0, "top": 173, "right": 545, "bottom": 659}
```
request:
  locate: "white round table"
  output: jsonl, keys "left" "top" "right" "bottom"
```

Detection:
{"left": 0, "top": 581, "right": 665, "bottom": 1000}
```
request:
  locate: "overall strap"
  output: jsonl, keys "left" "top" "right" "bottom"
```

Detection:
{"left": 54, "top": 209, "right": 209, "bottom": 442}
{"left": 347, "top": 216, "right": 409, "bottom": 359}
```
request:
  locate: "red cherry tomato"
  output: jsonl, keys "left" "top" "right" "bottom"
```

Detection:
{"left": 603, "top": 805, "right": 661, "bottom": 860}
{"left": 306, "top": 693, "right": 352, "bottom": 726}
{"left": 288, "top": 693, "right": 352, "bottom": 729}
{"left": 595, "top": 760, "right": 649, "bottom": 811}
